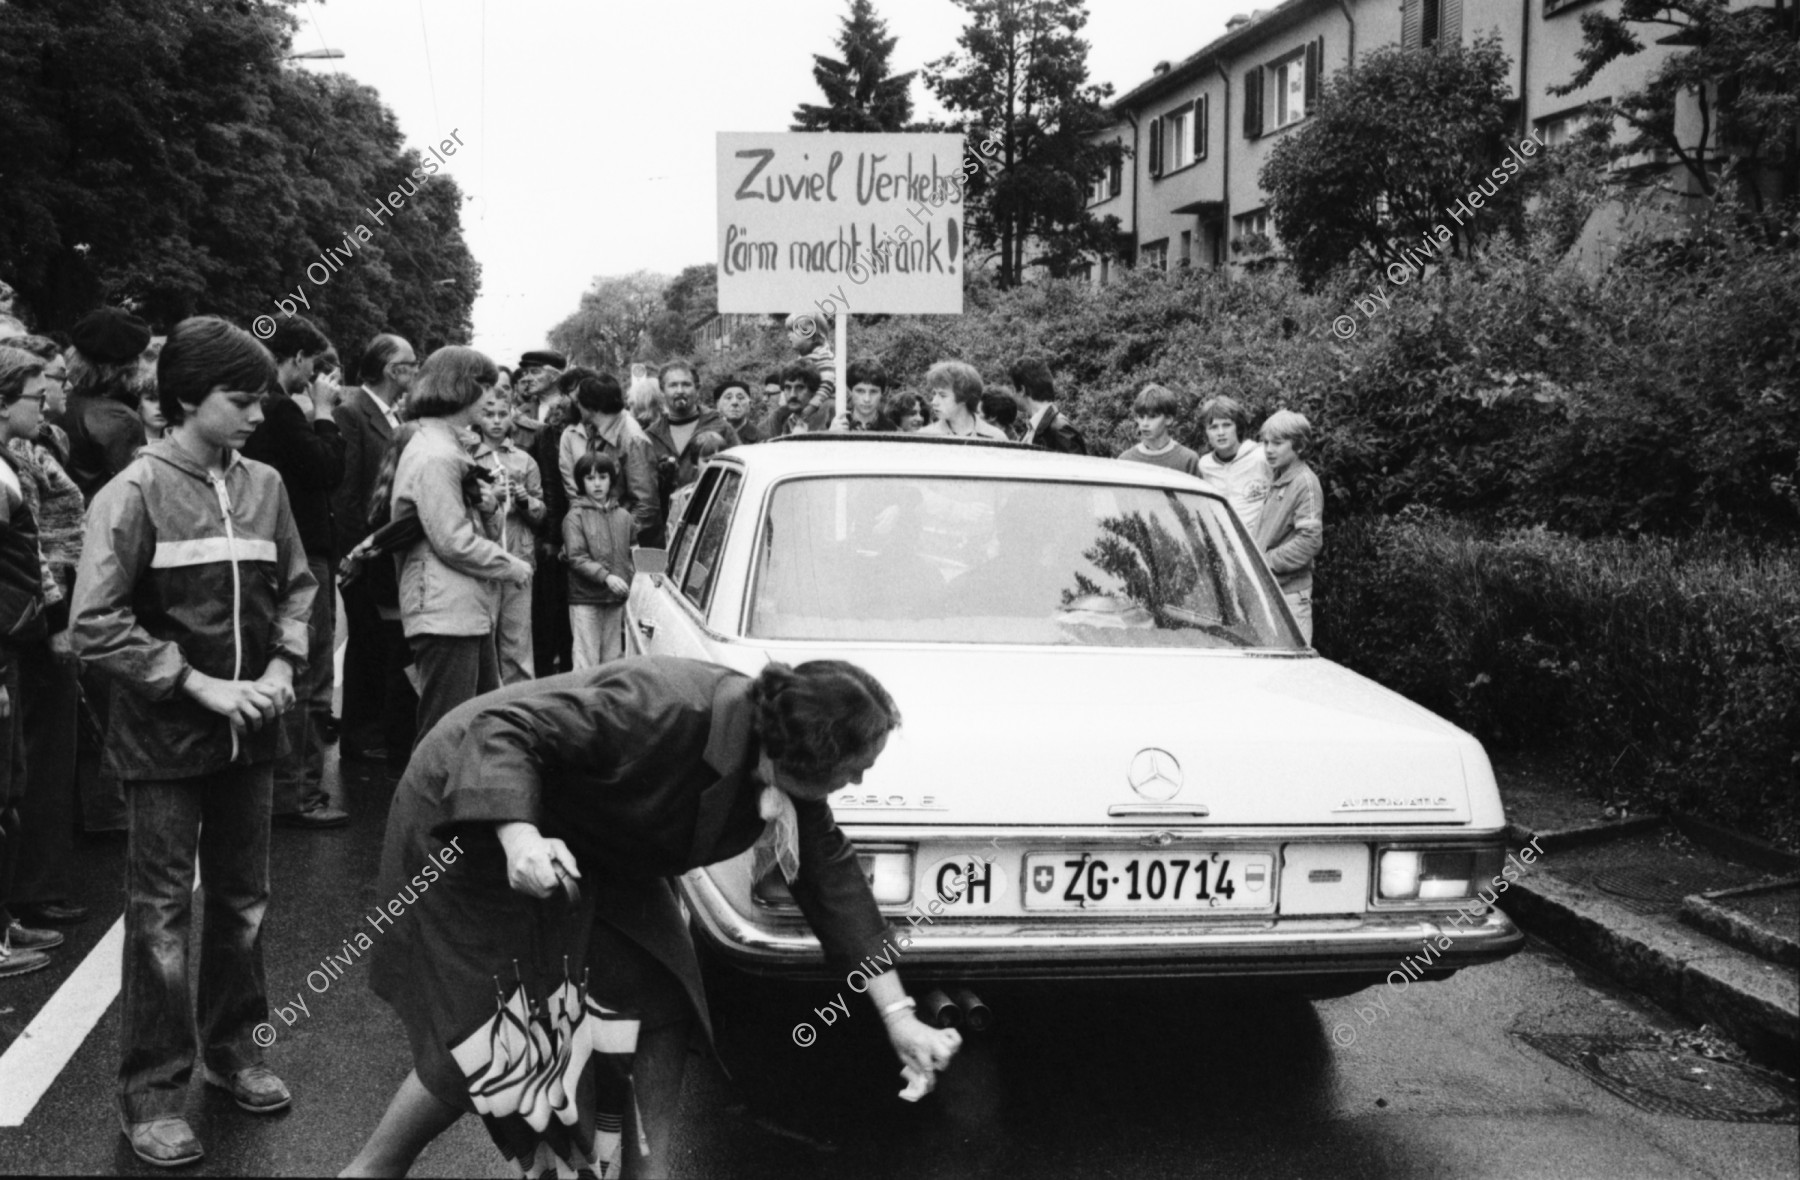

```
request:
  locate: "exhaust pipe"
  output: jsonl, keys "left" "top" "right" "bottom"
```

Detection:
{"left": 919, "top": 987, "right": 962, "bottom": 1029}
{"left": 950, "top": 987, "right": 992, "bottom": 1032}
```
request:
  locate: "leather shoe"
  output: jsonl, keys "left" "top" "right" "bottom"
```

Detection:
{"left": 0, "top": 944, "right": 50, "bottom": 979}
{"left": 120, "top": 1114, "right": 204, "bottom": 1168}
{"left": 204, "top": 1064, "right": 291, "bottom": 1113}
{"left": 5, "top": 920, "right": 64, "bottom": 952}
{"left": 13, "top": 901, "right": 89, "bottom": 926}
{"left": 274, "top": 804, "right": 350, "bottom": 830}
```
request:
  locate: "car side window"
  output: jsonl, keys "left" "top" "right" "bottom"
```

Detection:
{"left": 680, "top": 469, "right": 743, "bottom": 611}
{"left": 667, "top": 467, "right": 722, "bottom": 591}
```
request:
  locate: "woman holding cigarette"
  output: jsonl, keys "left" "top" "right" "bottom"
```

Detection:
{"left": 344, "top": 656, "right": 961, "bottom": 1178}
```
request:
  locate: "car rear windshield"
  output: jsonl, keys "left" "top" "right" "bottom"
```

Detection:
{"left": 747, "top": 476, "right": 1300, "bottom": 649}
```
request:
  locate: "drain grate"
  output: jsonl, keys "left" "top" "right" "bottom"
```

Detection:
{"left": 1518, "top": 1033, "right": 1798, "bottom": 1124}
{"left": 1589, "top": 865, "right": 1755, "bottom": 907}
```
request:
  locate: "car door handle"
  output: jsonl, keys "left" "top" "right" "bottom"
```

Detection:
{"left": 636, "top": 619, "right": 656, "bottom": 639}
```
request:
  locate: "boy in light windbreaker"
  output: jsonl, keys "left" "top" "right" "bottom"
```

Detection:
{"left": 562, "top": 451, "right": 635, "bottom": 668}
{"left": 1253, "top": 409, "right": 1324, "bottom": 645}
{"left": 70, "top": 317, "right": 316, "bottom": 1168}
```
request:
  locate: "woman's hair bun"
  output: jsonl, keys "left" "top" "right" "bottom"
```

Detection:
{"left": 754, "top": 660, "right": 901, "bottom": 783}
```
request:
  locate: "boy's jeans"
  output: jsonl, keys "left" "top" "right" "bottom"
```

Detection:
{"left": 119, "top": 763, "right": 274, "bottom": 1122}
{"left": 274, "top": 556, "right": 334, "bottom": 816}
{"left": 493, "top": 577, "right": 535, "bottom": 685}
{"left": 1284, "top": 590, "right": 1314, "bottom": 645}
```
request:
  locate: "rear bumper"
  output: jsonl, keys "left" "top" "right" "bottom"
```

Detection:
{"left": 681, "top": 867, "right": 1525, "bottom": 982}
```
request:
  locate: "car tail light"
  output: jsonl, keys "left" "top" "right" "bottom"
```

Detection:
{"left": 753, "top": 846, "right": 914, "bottom": 909}
{"left": 1375, "top": 848, "right": 1501, "bottom": 902}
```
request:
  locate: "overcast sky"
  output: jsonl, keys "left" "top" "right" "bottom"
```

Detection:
{"left": 293, "top": 0, "right": 1244, "bottom": 362}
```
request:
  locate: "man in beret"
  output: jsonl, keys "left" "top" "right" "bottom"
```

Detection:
{"left": 508, "top": 349, "right": 566, "bottom": 450}
{"left": 58, "top": 307, "right": 152, "bottom": 499}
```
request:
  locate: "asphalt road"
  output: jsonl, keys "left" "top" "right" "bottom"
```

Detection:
{"left": 1, "top": 745, "right": 1795, "bottom": 1179}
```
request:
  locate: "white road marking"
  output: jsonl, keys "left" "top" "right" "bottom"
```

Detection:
{"left": 0, "top": 917, "right": 124, "bottom": 1127}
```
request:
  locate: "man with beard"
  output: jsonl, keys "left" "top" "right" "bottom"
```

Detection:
{"left": 643, "top": 361, "right": 739, "bottom": 529}
{"left": 243, "top": 316, "right": 349, "bottom": 828}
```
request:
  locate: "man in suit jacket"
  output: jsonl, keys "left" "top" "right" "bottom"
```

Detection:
{"left": 332, "top": 333, "right": 416, "bottom": 763}
{"left": 242, "top": 315, "right": 349, "bottom": 827}
{"left": 1012, "top": 354, "right": 1088, "bottom": 455}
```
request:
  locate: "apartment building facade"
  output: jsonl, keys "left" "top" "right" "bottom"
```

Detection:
{"left": 1087, "top": 0, "right": 1778, "bottom": 277}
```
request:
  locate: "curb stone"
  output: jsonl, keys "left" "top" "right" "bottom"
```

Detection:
{"left": 1682, "top": 883, "right": 1800, "bottom": 970}
{"left": 1503, "top": 863, "right": 1799, "bottom": 1074}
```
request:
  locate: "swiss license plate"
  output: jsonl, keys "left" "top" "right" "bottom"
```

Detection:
{"left": 1022, "top": 851, "right": 1274, "bottom": 911}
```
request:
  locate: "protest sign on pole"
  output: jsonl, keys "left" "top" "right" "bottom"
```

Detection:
{"left": 716, "top": 132, "right": 966, "bottom": 315}
{"left": 717, "top": 132, "right": 966, "bottom": 418}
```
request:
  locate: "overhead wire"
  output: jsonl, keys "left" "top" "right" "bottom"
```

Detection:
{"left": 480, "top": 0, "right": 487, "bottom": 221}
{"left": 416, "top": 0, "right": 443, "bottom": 134}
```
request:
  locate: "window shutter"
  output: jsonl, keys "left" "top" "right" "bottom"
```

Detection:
{"left": 1244, "top": 66, "right": 1263, "bottom": 139}
{"left": 1109, "top": 149, "right": 1123, "bottom": 196}
{"left": 1149, "top": 116, "right": 1163, "bottom": 175}
{"left": 1196, "top": 95, "right": 1209, "bottom": 159}
{"left": 1304, "top": 39, "right": 1321, "bottom": 108}
{"left": 1402, "top": 0, "right": 1422, "bottom": 48}
{"left": 1441, "top": 0, "right": 1462, "bottom": 46}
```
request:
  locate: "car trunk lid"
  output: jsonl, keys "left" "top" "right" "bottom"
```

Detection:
{"left": 753, "top": 647, "right": 1474, "bottom": 826}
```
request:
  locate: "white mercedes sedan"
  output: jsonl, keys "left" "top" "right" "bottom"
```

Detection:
{"left": 629, "top": 436, "right": 1522, "bottom": 996}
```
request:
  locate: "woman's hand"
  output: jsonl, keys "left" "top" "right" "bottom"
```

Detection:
{"left": 497, "top": 821, "right": 582, "bottom": 898}
{"left": 885, "top": 1011, "right": 962, "bottom": 1079}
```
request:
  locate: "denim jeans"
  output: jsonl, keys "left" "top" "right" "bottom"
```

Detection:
{"left": 119, "top": 762, "right": 274, "bottom": 1122}
{"left": 493, "top": 578, "right": 535, "bottom": 685}
{"left": 1283, "top": 589, "right": 1314, "bottom": 645}
{"left": 569, "top": 603, "right": 625, "bottom": 669}
{"left": 274, "top": 557, "right": 334, "bottom": 815}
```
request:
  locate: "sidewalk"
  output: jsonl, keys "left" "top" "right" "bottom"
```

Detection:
{"left": 1496, "top": 767, "right": 1799, "bottom": 1075}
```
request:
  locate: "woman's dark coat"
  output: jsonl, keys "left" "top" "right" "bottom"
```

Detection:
{"left": 369, "top": 656, "right": 891, "bottom": 1108}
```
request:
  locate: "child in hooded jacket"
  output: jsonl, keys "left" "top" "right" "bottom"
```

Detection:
{"left": 562, "top": 452, "right": 635, "bottom": 667}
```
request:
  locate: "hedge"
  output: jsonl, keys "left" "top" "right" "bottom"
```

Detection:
{"left": 705, "top": 208, "right": 1799, "bottom": 540}
{"left": 1317, "top": 513, "right": 1800, "bottom": 848}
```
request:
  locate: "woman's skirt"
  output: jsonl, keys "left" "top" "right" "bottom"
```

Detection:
{"left": 370, "top": 799, "right": 710, "bottom": 1176}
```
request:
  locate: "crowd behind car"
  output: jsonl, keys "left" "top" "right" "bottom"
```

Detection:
{"left": 0, "top": 301, "right": 1322, "bottom": 1163}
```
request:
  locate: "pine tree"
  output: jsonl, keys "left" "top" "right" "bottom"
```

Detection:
{"left": 925, "top": 0, "right": 1121, "bottom": 287}
{"left": 791, "top": 0, "right": 916, "bottom": 132}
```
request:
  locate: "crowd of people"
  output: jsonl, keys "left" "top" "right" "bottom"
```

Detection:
{"left": 0, "top": 301, "right": 1321, "bottom": 1170}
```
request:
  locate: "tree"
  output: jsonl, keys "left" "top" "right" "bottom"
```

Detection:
{"left": 547, "top": 271, "right": 671, "bottom": 369}
{"left": 925, "top": 0, "right": 1121, "bottom": 287}
{"left": 658, "top": 264, "right": 720, "bottom": 357}
{"left": 1554, "top": 0, "right": 1800, "bottom": 212}
{"left": 1260, "top": 38, "right": 1522, "bottom": 288}
{"left": 792, "top": 0, "right": 916, "bottom": 132}
{"left": 0, "top": 0, "right": 477, "bottom": 349}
